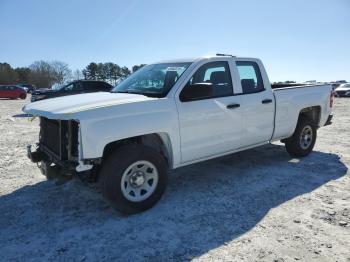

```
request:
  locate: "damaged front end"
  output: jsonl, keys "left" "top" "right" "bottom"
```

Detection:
{"left": 27, "top": 117, "right": 93, "bottom": 178}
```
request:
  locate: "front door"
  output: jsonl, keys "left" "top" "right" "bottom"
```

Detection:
{"left": 176, "top": 61, "right": 243, "bottom": 163}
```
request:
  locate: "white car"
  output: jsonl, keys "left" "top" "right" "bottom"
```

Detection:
{"left": 335, "top": 83, "right": 350, "bottom": 97}
{"left": 23, "top": 54, "right": 334, "bottom": 214}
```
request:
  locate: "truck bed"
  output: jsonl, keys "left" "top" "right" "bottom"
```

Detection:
{"left": 271, "top": 83, "right": 321, "bottom": 89}
{"left": 271, "top": 84, "right": 332, "bottom": 141}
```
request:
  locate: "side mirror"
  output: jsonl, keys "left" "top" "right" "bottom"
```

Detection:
{"left": 180, "top": 82, "right": 214, "bottom": 102}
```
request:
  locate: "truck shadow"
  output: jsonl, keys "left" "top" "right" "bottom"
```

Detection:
{"left": 0, "top": 144, "right": 347, "bottom": 261}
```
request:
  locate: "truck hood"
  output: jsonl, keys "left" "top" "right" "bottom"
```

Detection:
{"left": 23, "top": 92, "right": 156, "bottom": 119}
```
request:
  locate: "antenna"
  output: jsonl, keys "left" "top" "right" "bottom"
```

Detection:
{"left": 216, "top": 53, "right": 236, "bottom": 57}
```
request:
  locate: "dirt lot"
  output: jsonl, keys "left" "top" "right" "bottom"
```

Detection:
{"left": 0, "top": 97, "right": 349, "bottom": 262}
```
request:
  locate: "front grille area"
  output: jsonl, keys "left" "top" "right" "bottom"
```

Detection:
{"left": 70, "top": 121, "right": 79, "bottom": 157}
{"left": 40, "top": 117, "right": 79, "bottom": 161}
{"left": 41, "top": 118, "right": 60, "bottom": 155}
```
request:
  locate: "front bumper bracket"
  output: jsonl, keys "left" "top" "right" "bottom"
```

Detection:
{"left": 325, "top": 114, "right": 333, "bottom": 126}
{"left": 27, "top": 145, "right": 46, "bottom": 163}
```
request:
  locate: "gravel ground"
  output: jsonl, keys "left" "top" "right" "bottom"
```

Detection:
{"left": 0, "top": 97, "right": 349, "bottom": 262}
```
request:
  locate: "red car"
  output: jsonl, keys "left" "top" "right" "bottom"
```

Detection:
{"left": 0, "top": 85, "right": 27, "bottom": 99}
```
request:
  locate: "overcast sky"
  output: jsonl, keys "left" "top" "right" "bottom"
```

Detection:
{"left": 0, "top": 0, "right": 349, "bottom": 82}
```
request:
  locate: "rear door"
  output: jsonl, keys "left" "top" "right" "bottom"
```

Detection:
{"left": 236, "top": 61, "right": 275, "bottom": 147}
{"left": 176, "top": 60, "right": 243, "bottom": 163}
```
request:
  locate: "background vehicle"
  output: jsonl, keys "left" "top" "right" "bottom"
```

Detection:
{"left": 0, "top": 85, "right": 27, "bottom": 99}
{"left": 330, "top": 80, "right": 347, "bottom": 90}
{"left": 20, "top": 86, "right": 29, "bottom": 92}
{"left": 17, "top": 84, "right": 36, "bottom": 93}
{"left": 24, "top": 55, "right": 333, "bottom": 214}
{"left": 334, "top": 83, "right": 350, "bottom": 97}
{"left": 30, "top": 80, "right": 113, "bottom": 102}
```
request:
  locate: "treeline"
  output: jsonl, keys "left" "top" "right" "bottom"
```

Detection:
{"left": 0, "top": 61, "right": 146, "bottom": 89}
{"left": 82, "top": 63, "right": 146, "bottom": 85}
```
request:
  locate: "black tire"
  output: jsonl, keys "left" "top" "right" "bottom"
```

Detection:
{"left": 284, "top": 116, "right": 317, "bottom": 157}
{"left": 20, "top": 94, "right": 26, "bottom": 100}
{"left": 99, "top": 144, "right": 168, "bottom": 214}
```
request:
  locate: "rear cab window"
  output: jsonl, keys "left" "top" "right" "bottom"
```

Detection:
{"left": 236, "top": 61, "right": 264, "bottom": 94}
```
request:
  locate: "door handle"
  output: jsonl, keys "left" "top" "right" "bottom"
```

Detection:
{"left": 262, "top": 99, "right": 273, "bottom": 104}
{"left": 226, "top": 103, "right": 240, "bottom": 109}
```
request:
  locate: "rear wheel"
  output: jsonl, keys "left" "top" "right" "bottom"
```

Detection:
{"left": 20, "top": 94, "right": 26, "bottom": 99}
{"left": 99, "top": 144, "right": 168, "bottom": 214}
{"left": 284, "top": 116, "right": 317, "bottom": 157}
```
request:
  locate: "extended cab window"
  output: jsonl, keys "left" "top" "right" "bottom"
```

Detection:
{"left": 180, "top": 61, "right": 233, "bottom": 101}
{"left": 236, "top": 61, "right": 264, "bottom": 94}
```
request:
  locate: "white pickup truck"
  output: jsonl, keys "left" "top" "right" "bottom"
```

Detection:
{"left": 24, "top": 54, "right": 334, "bottom": 214}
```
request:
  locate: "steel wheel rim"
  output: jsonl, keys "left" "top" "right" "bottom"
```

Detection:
{"left": 120, "top": 160, "right": 159, "bottom": 202}
{"left": 299, "top": 125, "right": 313, "bottom": 150}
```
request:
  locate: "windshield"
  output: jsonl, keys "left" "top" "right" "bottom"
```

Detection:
{"left": 112, "top": 62, "right": 192, "bottom": 97}
{"left": 51, "top": 83, "right": 67, "bottom": 90}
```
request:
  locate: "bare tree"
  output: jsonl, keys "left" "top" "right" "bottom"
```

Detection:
{"left": 73, "top": 69, "right": 83, "bottom": 80}
{"left": 29, "top": 61, "right": 55, "bottom": 88}
{"left": 28, "top": 60, "right": 72, "bottom": 88}
{"left": 51, "top": 61, "right": 72, "bottom": 85}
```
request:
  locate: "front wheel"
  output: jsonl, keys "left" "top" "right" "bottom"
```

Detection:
{"left": 99, "top": 144, "right": 168, "bottom": 214}
{"left": 284, "top": 116, "right": 317, "bottom": 157}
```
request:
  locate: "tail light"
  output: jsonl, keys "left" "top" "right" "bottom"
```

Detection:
{"left": 330, "top": 90, "right": 335, "bottom": 108}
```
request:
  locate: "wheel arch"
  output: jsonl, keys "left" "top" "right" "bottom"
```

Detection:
{"left": 102, "top": 132, "right": 174, "bottom": 168}
{"left": 299, "top": 105, "right": 321, "bottom": 127}
{"left": 281, "top": 105, "right": 321, "bottom": 143}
